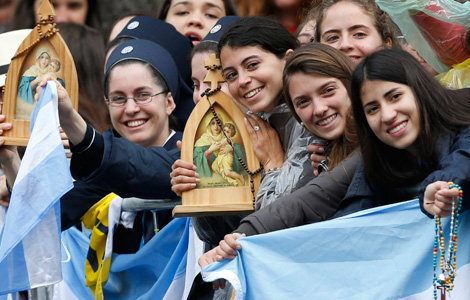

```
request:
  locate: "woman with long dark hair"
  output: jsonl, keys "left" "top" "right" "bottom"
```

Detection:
{"left": 339, "top": 48, "right": 470, "bottom": 217}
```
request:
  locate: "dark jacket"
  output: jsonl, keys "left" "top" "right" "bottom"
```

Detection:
{"left": 61, "top": 125, "right": 182, "bottom": 253}
{"left": 335, "top": 126, "right": 470, "bottom": 218}
{"left": 235, "top": 151, "right": 360, "bottom": 236}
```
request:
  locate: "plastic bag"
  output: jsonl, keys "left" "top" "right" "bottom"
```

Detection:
{"left": 377, "top": 0, "right": 470, "bottom": 73}
{"left": 436, "top": 57, "right": 470, "bottom": 89}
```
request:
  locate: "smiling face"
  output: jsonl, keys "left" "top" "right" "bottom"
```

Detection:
{"left": 289, "top": 72, "right": 350, "bottom": 140}
{"left": 38, "top": 52, "right": 51, "bottom": 68}
{"left": 360, "top": 80, "right": 420, "bottom": 154}
{"left": 107, "top": 63, "right": 176, "bottom": 148}
{"left": 35, "top": 0, "right": 88, "bottom": 24}
{"left": 319, "top": 1, "right": 384, "bottom": 65}
{"left": 220, "top": 45, "right": 286, "bottom": 113}
{"left": 165, "top": 0, "right": 225, "bottom": 45}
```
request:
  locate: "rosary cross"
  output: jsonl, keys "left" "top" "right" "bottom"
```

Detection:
{"left": 437, "top": 285, "right": 446, "bottom": 300}
{"left": 203, "top": 54, "right": 225, "bottom": 90}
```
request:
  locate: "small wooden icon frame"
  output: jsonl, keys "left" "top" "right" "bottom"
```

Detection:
{"left": 173, "top": 55, "right": 261, "bottom": 217}
{"left": 2, "top": 0, "right": 78, "bottom": 146}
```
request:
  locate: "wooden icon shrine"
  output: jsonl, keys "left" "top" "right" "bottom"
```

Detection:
{"left": 173, "top": 54, "right": 262, "bottom": 217}
{"left": 2, "top": 0, "right": 78, "bottom": 146}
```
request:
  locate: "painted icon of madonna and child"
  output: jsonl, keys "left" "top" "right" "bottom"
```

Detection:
{"left": 194, "top": 111, "right": 248, "bottom": 189}
{"left": 16, "top": 46, "right": 65, "bottom": 120}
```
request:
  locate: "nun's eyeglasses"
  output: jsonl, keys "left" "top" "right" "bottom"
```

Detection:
{"left": 106, "top": 91, "right": 167, "bottom": 107}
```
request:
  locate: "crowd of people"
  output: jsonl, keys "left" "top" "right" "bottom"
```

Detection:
{"left": 0, "top": 0, "right": 469, "bottom": 299}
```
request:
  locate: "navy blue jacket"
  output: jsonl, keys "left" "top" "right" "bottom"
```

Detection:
{"left": 61, "top": 126, "right": 182, "bottom": 253}
{"left": 334, "top": 126, "right": 470, "bottom": 218}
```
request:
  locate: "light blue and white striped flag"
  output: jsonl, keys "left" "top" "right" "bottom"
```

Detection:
{"left": 202, "top": 199, "right": 470, "bottom": 300}
{"left": 0, "top": 81, "right": 73, "bottom": 295}
{"left": 57, "top": 217, "right": 202, "bottom": 300}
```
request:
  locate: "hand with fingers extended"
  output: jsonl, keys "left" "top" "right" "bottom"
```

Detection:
{"left": 307, "top": 143, "right": 328, "bottom": 176}
{"left": 244, "top": 114, "right": 284, "bottom": 170}
{"left": 198, "top": 233, "right": 244, "bottom": 290}
{"left": 37, "top": 74, "right": 73, "bottom": 115}
{"left": 423, "top": 181, "right": 461, "bottom": 217}
{"left": 170, "top": 141, "right": 200, "bottom": 196}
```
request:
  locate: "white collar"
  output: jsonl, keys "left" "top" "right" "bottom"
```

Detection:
{"left": 163, "top": 130, "right": 176, "bottom": 146}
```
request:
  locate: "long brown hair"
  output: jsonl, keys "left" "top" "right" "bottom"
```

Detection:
{"left": 58, "top": 23, "right": 110, "bottom": 133}
{"left": 283, "top": 43, "right": 358, "bottom": 169}
{"left": 314, "top": 0, "right": 399, "bottom": 48}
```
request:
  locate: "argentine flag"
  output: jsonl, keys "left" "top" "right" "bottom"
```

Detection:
{"left": 0, "top": 81, "right": 73, "bottom": 295}
{"left": 57, "top": 217, "right": 202, "bottom": 300}
{"left": 202, "top": 200, "right": 470, "bottom": 299}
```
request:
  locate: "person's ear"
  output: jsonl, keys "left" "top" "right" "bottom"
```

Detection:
{"left": 165, "top": 92, "right": 176, "bottom": 115}
{"left": 385, "top": 37, "right": 392, "bottom": 48}
{"left": 284, "top": 49, "right": 294, "bottom": 61}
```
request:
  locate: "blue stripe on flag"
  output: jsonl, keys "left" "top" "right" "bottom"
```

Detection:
{"left": 0, "top": 240, "right": 30, "bottom": 294}
{"left": 29, "top": 80, "right": 58, "bottom": 134}
{"left": 0, "top": 81, "right": 73, "bottom": 295}
{"left": 60, "top": 218, "right": 192, "bottom": 300}
{"left": 202, "top": 199, "right": 470, "bottom": 300}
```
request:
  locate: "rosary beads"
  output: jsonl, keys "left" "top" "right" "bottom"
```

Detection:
{"left": 432, "top": 182, "right": 462, "bottom": 300}
{"left": 204, "top": 92, "right": 262, "bottom": 207}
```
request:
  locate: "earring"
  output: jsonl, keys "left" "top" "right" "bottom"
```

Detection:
{"left": 300, "top": 122, "right": 305, "bottom": 128}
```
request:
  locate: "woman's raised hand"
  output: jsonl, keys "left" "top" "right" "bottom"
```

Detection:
{"left": 423, "top": 181, "right": 461, "bottom": 217}
{"left": 198, "top": 233, "right": 244, "bottom": 290}
{"left": 37, "top": 74, "right": 87, "bottom": 145}
{"left": 244, "top": 114, "right": 284, "bottom": 170}
{"left": 37, "top": 74, "right": 73, "bottom": 116}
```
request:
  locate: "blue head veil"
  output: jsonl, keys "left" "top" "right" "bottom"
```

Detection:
{"left": 104, "top": 39, "right": 180, "bottom": 103}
